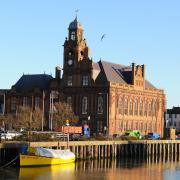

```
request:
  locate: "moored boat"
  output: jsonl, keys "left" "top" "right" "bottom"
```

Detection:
{"left": 20, "top": 147, "right": 75, "bottom": 167}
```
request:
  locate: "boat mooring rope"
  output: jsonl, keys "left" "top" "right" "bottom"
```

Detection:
{"left": 0, "top": 155, "right": 19, "bottom": 169}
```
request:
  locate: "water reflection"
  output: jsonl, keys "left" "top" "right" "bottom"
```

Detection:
{"left": 1, "top": 158, "right": 180, "bottom": 180}
{"left": 19, "top": 163, "right": 75, "bottom": 180}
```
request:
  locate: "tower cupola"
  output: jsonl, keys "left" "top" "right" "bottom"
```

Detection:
{"left": 68, "top": 17, "right": 84, "bottom": 42}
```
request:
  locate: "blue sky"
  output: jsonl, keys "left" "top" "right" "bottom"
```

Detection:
{"left": 0, "top": 0, "right": 179, "bottom": 108}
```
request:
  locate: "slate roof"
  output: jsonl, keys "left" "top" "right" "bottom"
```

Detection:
{"left": 0, "top": 89, "right": 9, "bottom": 94}
{"left": 69, "top": 18, "right": 83, "bottom": 30}
{"left": 93, "top": 60, "right": 156, "bottom": 89}
{"left": 167, "top": 107, "right": 180, "bottom": 114}
{"left": 13, "top": 74, "right": 53, "bottom": 92}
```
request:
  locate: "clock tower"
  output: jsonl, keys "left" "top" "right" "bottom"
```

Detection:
{"left": 63, "top": 17, "right": 91, "bottom": 87}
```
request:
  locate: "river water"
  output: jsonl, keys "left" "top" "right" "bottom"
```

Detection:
{"left": 0, "top": 158, "right": 180, "bottom": 180}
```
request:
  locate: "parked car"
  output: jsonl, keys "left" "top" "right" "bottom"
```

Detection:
{"left": 121, "top": 130, "right": 142, "bottom": 140}
{"left": 176, "top": 134, "right": 180, "bottom": 140}
{"left": 147, "top": 132, "right": 160, "bottom": 140}
{"left": 0, "top": 131, "right": 22, "bottom": 140}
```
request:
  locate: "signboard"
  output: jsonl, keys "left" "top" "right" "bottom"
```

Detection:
{"left": 83, "top": 125, "right": 90, "bottom": 137}
{"left": 61, "top": 126, "right": 82, "bottom": 134}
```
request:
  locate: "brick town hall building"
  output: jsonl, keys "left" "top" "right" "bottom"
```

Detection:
{"left": 0, "top": 18, "right": 166, "bottom": 136}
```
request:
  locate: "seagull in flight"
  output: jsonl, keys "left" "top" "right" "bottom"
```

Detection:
{"left": 101, "top": 34, "right": 106, "bottom": 41}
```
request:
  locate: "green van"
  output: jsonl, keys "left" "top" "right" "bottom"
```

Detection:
{"left": 122, "top": 130, "right": 141, "bottom": 140}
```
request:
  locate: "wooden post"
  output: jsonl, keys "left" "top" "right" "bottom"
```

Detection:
{"left": 159, "top": 143, "right": 162, "bottom": 160}
{"left": 114, "top": 144, "right": 117, "bottom": 158}
{"left": 95, "top": 145, "right": 98, "bottom": 159}
{"left": 167, "top": 144, "right": 170, "bottom": 161}
{"left": 101, "top": 145, "right": 104, "bottom": 158}
{"left": 175, "top": 143, "right": 177, "bottom": 161}
{"left": 104, "top": 145, "right": 107, "bottom": 158}
{"left": 108, "top": 145, "right": 111, "bottom": 158}
{"left": 76, "top": 146, "right": 79, "bottom": 159}
{"left": 91, "top": 145, "right": 94, "bottom": 159}
{"left": 80, "top": 146, "right": 83, "bottom": 159}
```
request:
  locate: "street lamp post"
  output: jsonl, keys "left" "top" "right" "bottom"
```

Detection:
{"left": 66, "top": 119, "right": 70, "bottom": 149}
{"left": 97, "top": 92, "right": 109, "bottom": 135}
{"left": 88, "top": 115, "right": 90, "bottom": 126}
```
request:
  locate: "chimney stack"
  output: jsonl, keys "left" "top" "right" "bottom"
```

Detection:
{"left": 55, "top": 66, "right": 61, "bottom": 79}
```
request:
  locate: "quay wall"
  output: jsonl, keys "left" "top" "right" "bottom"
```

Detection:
{"left": 0, "top": 140, "right": 180, "bottom": 164}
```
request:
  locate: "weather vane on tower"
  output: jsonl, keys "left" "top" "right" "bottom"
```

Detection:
{"left": 75, "top": 9, "right": 79, "bottom": 19}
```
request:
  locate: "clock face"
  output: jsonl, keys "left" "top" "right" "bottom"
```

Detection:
{"left": 68, "top": 59, "right": 73, "bottom": 66}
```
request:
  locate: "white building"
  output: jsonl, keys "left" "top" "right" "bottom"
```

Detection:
{"left": 166, "top": 107, "right": 180, "bottom": 133}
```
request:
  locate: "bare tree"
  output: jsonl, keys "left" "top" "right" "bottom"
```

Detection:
{"left": 2, "top": 106, "right": 43, "bottom": 131}
{"left": 15, "top": 106, "right": 43, "bottom": 131}
{"left": 0, "top": 115, "right": 6, "bottom": 129}
{"left": 0, "top": 114, "right": 14, "bottom": 130}
{"left": 53, "top": 102, "right": 79, "bottom": 128}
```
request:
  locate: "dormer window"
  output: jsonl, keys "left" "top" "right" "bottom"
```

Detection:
{"left": 71, "top": 31, "right": 75, "bottom": 41}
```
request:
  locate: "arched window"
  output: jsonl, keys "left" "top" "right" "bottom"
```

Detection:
{"left": 35, "top": 97, "right": 40, "bottom": 109}
{"left": 67, "top": 96, "right": 72, "bottom": 110}
{"left": 148, "top": 102, "right": 152, "bottom": 116}
{"left": 118, "top": 97, "right": 123, "bottom": 115}
{"left": 11, "top": 97, "right": 16, "bottom": 113}
{"left": 134, "top": 99, "right": 138, "bottom": 116}
{"left": 23, "top": 97, "right": 28, "bottom": 107}
{"left": 152, "top": 101, "right": 156, "bottom": 117}
{"left": 97, "top": 96, "right": 103, "bottom": 114}
{"left": 70, "top": 31, "right": 75, "bottom": 40}
{"left": 129, "top": 99, "right": 133, "bottom": 115}
{"left": 67, "top": 75, "right": 73, "bottom": 86}
{"left": 124, "top": 98, "right": 128, "bottom": 115}
{"left": 144, "top": 101, "right": 148, "bottom": 117}
{"left": 82, "top": 97, "right": 88, "bottom": 114}
{"left": 139, "top": 100, "right": 143, "bottom": 116}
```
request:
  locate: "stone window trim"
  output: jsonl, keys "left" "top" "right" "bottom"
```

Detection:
{"left": 35, "top": 97, "right": 40, "bottom": 109}
{"left": 23, "top": 97, "right": 28, "bottom": 107}
{"left": 144, "top": 101, "right": 148, "bottom": 117}
{"left": 148, "top": 101, "right": 152, "bottom": 116}
{"left": 129, "top": 99, "right": 133, "bottom": 116}
{"left": 97, "top": 96, "right": 104, "bottom": 114}
{"left": 124, "top": 98, "right": 128, "bottom": 115}
{"left": 139, "top": 99, "right": 143, "bottom": 116}
{"left": 82, "top": 96, "right": 88, "bottom": 115}
{"left": 118, "top": 97, "right": 123, "bottom": 115}
{"left": 11, "top": 97, "right": 16, "bottom": 113}
{"left": 151, "top": 100, "right": 155, "bottom": 117}
{"left": 67, "top": 75, "right": 73, "bottom": 86}
{"left": 70, "top": 31, "right": 76, "bottom": 41}
{"left": 82, "top": 75, "right": 89, "bottom": 86}
{"left": 134, "top": 99, "right": 138, "bottom": 116}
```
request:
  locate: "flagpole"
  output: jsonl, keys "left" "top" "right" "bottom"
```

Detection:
{"left": 42, "top": 91, "right": 45, "bottom": 131}
{"left": 3, "top": 93, "right": 5, "bottom": 115}
{"left": 49, "top": 92, "right": 51, "bottom": 130}
{"left": 51, "top": 91, "right": 54, "bottom": 131}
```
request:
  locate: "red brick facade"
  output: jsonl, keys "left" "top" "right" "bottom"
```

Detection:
{"left": 0, "top": 18, "right": 166, "bottom": 136}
